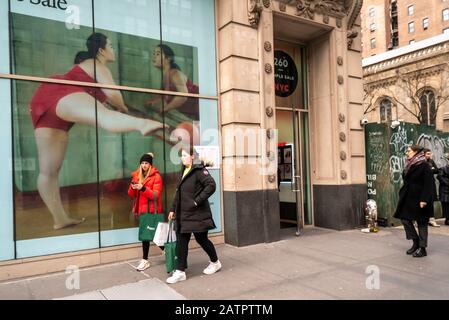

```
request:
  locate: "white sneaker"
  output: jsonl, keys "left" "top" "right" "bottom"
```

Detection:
{"left": 429, "top": 219, "right": 440, "bottom": 227}
{"left": 136, "top": 259, "right": 150, "bottom": 271}
{"left": 203, "top": 260, "right": 222, "bottom": 275}
{"left": 166, "top": 270, "right": 186, "bottom": 284}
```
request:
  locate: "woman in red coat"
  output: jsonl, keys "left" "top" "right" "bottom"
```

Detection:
{"left": 128, "top": 152, "right": 163, "bottom": 271}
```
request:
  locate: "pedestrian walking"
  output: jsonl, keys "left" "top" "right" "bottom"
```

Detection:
{"left": 423, "top": 148, "right": 440, "bottom": 227}
{"left": 394, "top": 145, "right": 434, "bottom": 257}
{"left": 166, "top": 146, "right": 221, "bottom": 284}
{"left": 437, "top": 153, "right": 449, "bottom": 226}
{"left": 128, "top": 152, "right": 164, "bottom": 271}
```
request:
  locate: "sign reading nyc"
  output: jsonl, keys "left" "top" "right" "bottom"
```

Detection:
{"left": 16, "top": 0, "right": 68, "bottom": 10}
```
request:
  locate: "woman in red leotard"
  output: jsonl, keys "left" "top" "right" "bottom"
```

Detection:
{"left": 145, "top": 44, "right": 200, "bottom": 147}
{"left": 30, "top": 33, "right": 165, "bottom": 230}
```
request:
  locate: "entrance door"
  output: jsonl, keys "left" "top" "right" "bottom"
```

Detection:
{"left": 275, "top": 40, "right": 312, "bottom": 233}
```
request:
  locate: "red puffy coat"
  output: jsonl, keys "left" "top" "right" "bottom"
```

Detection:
{"left": 128, "top": 166, "right": 163, "bottom": 216}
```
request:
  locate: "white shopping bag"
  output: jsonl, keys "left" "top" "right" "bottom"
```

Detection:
{"left": 153, "top": 222, "right": 176, "bottom": 246}
{"left": 153, "top": 222, "right": 169, "bottom": 246}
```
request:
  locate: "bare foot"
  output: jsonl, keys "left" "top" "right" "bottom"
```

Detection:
{"left": 141, "top": 119, "right": 168, "bottom": 136}
{"left": 54, "top": 217, "right": 86, "bottom": 230}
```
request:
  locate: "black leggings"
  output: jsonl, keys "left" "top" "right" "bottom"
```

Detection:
{"left": 142, "top": 241, "right": 164, "bottom": 260}
{"left": 176, "top": 232, "right": 218, "bottom": 272}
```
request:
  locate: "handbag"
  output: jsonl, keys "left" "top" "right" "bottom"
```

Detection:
{"left": 138, "top": 191, "right": 164, "bottom": 241}
{"left": 165, "top": 220, "right": 178, "bottom": 273}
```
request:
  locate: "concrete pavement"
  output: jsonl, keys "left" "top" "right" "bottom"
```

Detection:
{"left": 1, "top": 221, "right": 449, "bottom": 300}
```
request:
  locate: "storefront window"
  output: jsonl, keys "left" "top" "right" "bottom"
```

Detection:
{"left": 0, "top": 1, "right": 9, "bottom": 73}
{"left": 0, "top": 79, "right": 15, "bottom": 261}
{"left": 98, "top": 91, "right": 166, "bottom": 247}
{"left": 10, "top": 0, "right": 94, "bottom": 78}
{"left": 3, "top": 0, "right": 220, "bottom": 260}
{"left": 161, "top": 0, "right": 217, "bottom": 96}
{"left": 93, "top": 0, "right": 161, "bottom": 90}
{"left": 163, "top": 98, "right": 222, "bottom": 234}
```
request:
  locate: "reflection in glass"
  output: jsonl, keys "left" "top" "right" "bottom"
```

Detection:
{"left": 98, "top": 92, "right": 166, "bottom": 237}
{"left": 93, "top": 0, "right": 161, "bottom": 89}
{"left": 10, "top": 0, "right": 94, "bottom": 78}
{"left": 0, "top": 0, "right": 9, "bottom": 73}
{"left": 161, "top": 0, "right": 217, "bottom": 96}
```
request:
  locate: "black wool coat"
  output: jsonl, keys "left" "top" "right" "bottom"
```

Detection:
{"left": 394, "top": 161, "right": 434, "bottom": 222}
{"left": 437, "top": 165, "right": 449, "bottom": 203}
{"left": 170, "top": 164, "right": 216, "bottom": 233}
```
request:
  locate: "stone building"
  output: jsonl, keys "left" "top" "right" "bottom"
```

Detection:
{"left": 0, "top": 0, "right": 365, "bottom": 280}
{"left": 363, "top": 33, "right": 449, "bottom": 130}
{"left": 362, "top": 0, "right": 449, "bottom": 58}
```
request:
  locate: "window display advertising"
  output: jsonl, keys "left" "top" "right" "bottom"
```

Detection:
{"left": 0, "top": 0, "right": 9, "bottom": 73}
{"left": 161, "top": 0, "right": 217, "bottom": 96}
{"left": 7, "top": 0, "right": 220, "bottom": 259}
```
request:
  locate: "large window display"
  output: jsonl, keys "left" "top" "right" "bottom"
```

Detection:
{"left": 2, "top": 0, "right": 219, "bottom": 260}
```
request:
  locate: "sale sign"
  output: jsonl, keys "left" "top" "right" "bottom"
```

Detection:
{"left": 274, "top": 50, "right": 298, "bottom": 97}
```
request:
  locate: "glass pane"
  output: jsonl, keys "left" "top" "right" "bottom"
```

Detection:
{"left": 276, "top": 110, "right": 298, "bottom": 228}
{"left": 274, "top": 43, "right": 304, "bottom": 109}
{"left": 98, "top": 91, "right": 166, "bottom": 246}
{"left": 164, "top": 99, "right": 222, "bottom": 234}
{"left": 10, "top": 0, "right": 94, "bottom": 79}
{"left": 13, "top": 79, "right": 100, "bottom": 258}
{"left": 301, "top": 112, "right": 312, "bottom": 225}
{"left": 0, "top": 79, "right": 15, "bottom": 261}
{"left": 161, "top": 0, "right": 217, "bottom": 96}
{"left": 93, "top": 0, "right": 161, "bottom": 90}
{"left": 0, "top": 0, "right": 9, "bottom": 73}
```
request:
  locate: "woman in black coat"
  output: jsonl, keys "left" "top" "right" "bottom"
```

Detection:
{"left": 394, "top": 145, "right": 434, "bottom": 257}
{"left": 166, "top": 146, "right": 221, "bottom": 284}
{"left": 437, "top": 153, "right": 449, "bottom": 226}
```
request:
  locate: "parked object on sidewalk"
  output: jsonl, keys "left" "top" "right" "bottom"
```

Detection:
{"left": 394, "top": 145, "right": 433, "bottom": 258}
{"left": 364, "top": 199, "right": 379, "bottom": 232}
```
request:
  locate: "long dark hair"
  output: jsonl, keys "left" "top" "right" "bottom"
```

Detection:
{"left": 158, "top": 44, "right": 180, "bottom": 70}
{"left": 74, "top": 33, "right": 108, "bottom": 64}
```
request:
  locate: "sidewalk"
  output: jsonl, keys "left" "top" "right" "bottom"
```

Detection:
{"left": 1, "top": 222, "right": 449, "bottom": 300}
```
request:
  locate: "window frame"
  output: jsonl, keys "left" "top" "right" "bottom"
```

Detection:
{"left": 408, "top": 21, "right": 415, "bottom": 33}
{"left": 443, "top": 8, "right": 449, "bottom": 21}
{"left": 423, "top": 17, "right": 429, "bottom": 30}
{"left": 408, "top": 5, "right": 414, "bottom": 16}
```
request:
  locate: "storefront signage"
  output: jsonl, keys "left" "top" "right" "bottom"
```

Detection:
{"left": 274, "top": 50, "right": 298, "bottom": 97}
{"left": 16, "top": 0, "right": 68, "bottom": 10}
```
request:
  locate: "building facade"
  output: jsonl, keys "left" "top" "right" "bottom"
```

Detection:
{"left": 362, "top": 0, "right": 449, "bottom": 58}
{"left": 363, "top": 33, "right": 449, "bottom": 130}
{"left": 0, "top": 0, "right": 365, "bottom": 280}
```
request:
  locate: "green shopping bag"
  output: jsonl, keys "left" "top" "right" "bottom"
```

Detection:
{"left": 165, "top": 220, "right": 178, "bottom": 273}
{"left": 138, "top": 192, "right": 164, "bottom": 241}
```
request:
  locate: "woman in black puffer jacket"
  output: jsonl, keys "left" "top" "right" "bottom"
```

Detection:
{"left": 166, "top": 146, "right": 221, "bottom": 284}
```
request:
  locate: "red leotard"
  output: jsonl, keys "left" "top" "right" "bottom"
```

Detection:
{"left": 164, "top": 71, "right": 199, "bottom": 121}
{"left": 30, "top": 64, "right": 108, "bottom": 131}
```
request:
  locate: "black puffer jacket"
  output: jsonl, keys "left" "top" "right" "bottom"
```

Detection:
{"left": 170, "top": 164, "right": 216, "bottom": 233}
